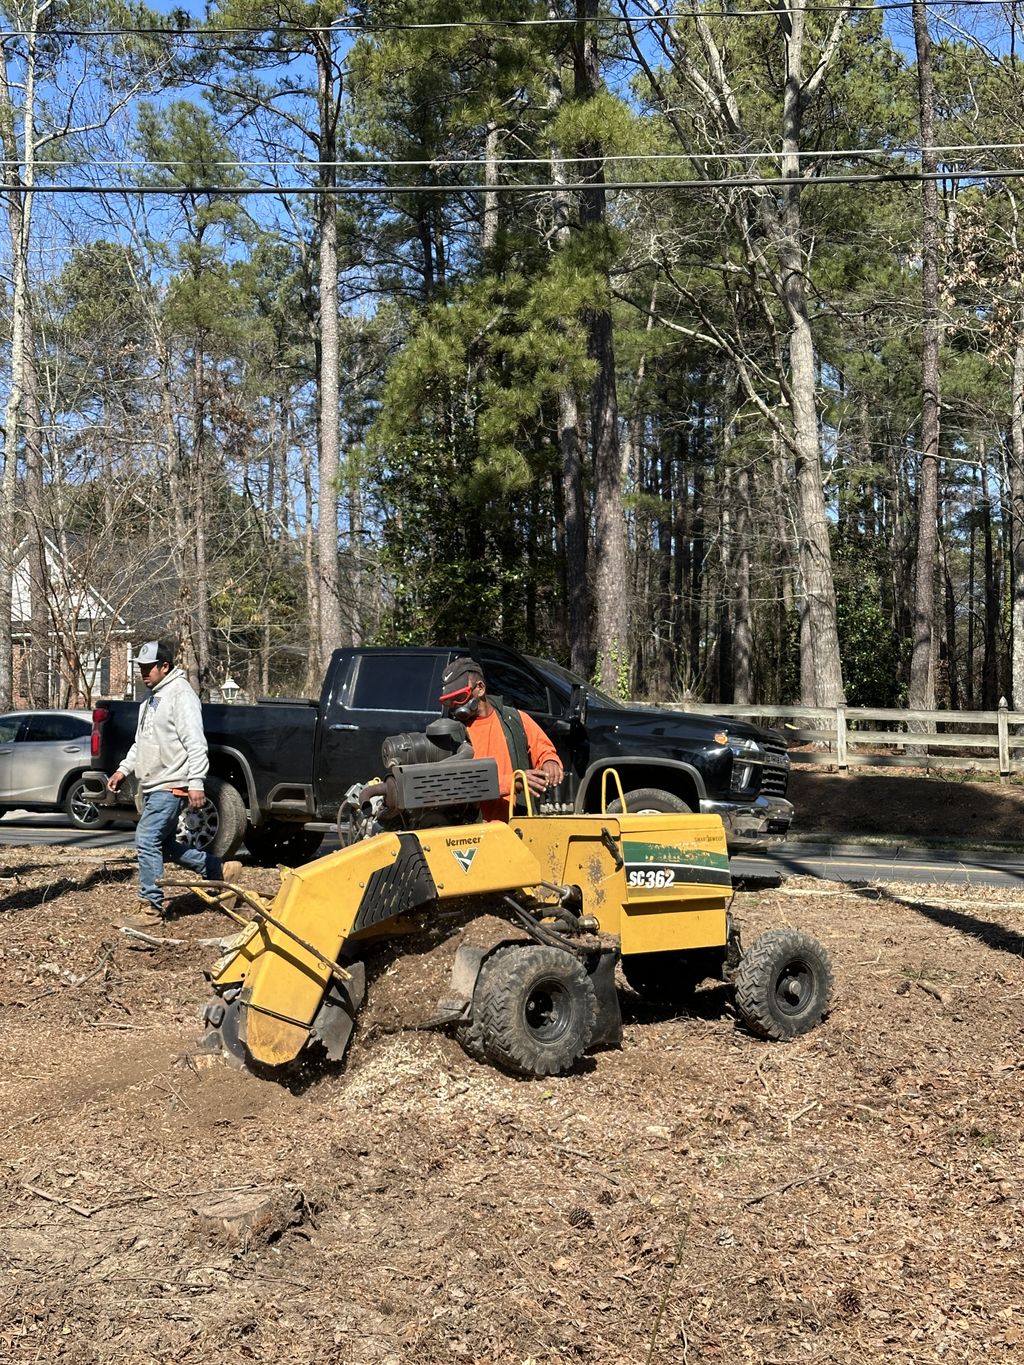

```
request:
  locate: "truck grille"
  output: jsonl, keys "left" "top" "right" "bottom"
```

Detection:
{"left": 760, "top": 744, "right": 790, "bottom": 797}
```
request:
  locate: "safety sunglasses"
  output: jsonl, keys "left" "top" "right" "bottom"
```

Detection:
{"left": 439, "top": 682, "right": 474, "bottom": 707}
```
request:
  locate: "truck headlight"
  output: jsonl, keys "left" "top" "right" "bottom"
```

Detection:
{"left": 728, "top": 738, "right": 762, "bottom": 791}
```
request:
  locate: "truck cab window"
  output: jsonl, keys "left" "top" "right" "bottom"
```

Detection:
{"left": 476, "top": 658, "right": 551, "bottom": 715}
{"left": 348, "top": 655, "right": 441, "bottom": 713}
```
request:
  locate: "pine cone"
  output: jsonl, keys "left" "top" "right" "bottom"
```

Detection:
{"left": 837, "top": 1287, "right": 863, "bottom": 1317}
{"left": 568, "top": 1206, "right": 595, "bottom": 1230}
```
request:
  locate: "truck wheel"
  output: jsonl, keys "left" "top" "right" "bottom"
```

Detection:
{"left": 621, "top": 947, "right": 725, "bottom": 1005}
{"left": 245, "top": 823, "right": 324, "bottom": 867}
{"left": 63, "top": 777, "right": 111, "bottom": 831}
{"left": 176, "top": 776, "right": 247, "bottom": 858}
{"left": 734, "top": 929, "right": 833, "bottom": 1041}
{"left": 606, "top": 787, "right": 692, "bottom": 816}
{"left": 472, "top": 944, "right": 596, "bottom": 1077}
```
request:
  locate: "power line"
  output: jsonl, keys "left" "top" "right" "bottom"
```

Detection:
{"left": 10, "top": 141, "right": 1024, "bottom": 172}
{"left": 0, "top": 0, "right": 1016, "bottom": 40}
{"left": 9, "top": 165, "right": 1024, "bottom": 195}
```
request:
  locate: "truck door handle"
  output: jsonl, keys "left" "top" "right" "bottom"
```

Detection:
{"left": 63, "top": 745, "right": 83, "bottom": 753}
{"left": 329, "top": 723, "right": 358, "bottom": 732}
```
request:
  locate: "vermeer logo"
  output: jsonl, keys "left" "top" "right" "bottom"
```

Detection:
{"left": 451, "top": 846, "right": 478, "bottom": 873}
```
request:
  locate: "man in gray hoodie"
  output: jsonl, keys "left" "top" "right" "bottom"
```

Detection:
{"left": 107, "top": 639, "right": 241, "bottom": 924}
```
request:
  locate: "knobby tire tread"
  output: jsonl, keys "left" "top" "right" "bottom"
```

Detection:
{"left": 474, "top": 944, "right": 596, "bottom": 1078}
{"left": 734, "top": 928, "right": 833, "bottom": 1041}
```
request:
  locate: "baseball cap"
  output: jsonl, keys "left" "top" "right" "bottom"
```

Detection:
{"left": 440, "top": 656, "right": 483, "bottom": 704}
{"left": 131, "top": 640, "right": 172, "bottom": 666}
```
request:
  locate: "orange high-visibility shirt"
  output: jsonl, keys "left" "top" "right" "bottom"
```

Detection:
{"left": 466, "top": 707, "right": 560, "bottom": 821}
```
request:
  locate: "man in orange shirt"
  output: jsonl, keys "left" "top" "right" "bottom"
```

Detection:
{"left": 439, "top": 657, "right": 564, "bottom": 822}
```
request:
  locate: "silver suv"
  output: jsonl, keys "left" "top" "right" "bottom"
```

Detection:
{"left": 0, "top": 710, "right": 108, "bottom": 829}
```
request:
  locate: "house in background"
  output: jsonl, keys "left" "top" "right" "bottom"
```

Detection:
{"left": 11, "top": 536, "right": 135, "bottom": 707}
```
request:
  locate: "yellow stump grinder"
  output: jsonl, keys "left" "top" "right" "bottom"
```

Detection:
{"left": 195, "top": 743, "right": 833, "bottom": 1081}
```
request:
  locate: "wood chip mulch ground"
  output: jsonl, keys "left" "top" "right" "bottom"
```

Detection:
{"left": 2, "top": 846, "right": 1024, "bottom": 1363}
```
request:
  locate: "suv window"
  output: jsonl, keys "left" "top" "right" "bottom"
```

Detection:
{"left": 24, "top": 714, "right": 90, "bottom": 743}
{"left": 349, "top": 655, "right": 440, "bottom": 713}
{"left": 476, "top": 656, "right": 551, "bottom": 714}
{"left": 0, "top": 716, "right": 21, "bottom": 742}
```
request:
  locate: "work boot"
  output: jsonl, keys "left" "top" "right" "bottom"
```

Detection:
{"left": 120, "top": 901, "right": 166, "bottom": 939}
{"left": 219, "top": 860, "right": 244, "bottom": 911}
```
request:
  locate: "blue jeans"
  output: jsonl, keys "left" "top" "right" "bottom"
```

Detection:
{"left": 136, "top": 788, "right": 223, "bottom": 911}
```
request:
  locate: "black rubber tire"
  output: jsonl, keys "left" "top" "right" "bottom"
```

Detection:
{"left": 175, "top": 776, "right": 247, "bottom": 858}
{"left": 244, "top": 822, "right": 324, "bottom": 867}
{"left": 472, "top": 944, "right": 597, "bottom": 1077}
{"left": 621, "top": 947, "right": 726, "bottom": 1005}
{"left": 606, "top": 787, "right": 692, "bottom": 816}
{"left": 734, "top": 929, "right": 834, "bottom": 1040}
{"left": 63, "top": 776, "right": 111, "bottom": 831}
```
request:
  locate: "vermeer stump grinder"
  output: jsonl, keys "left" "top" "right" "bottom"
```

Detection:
{"left": 196, "top": 740, "right": 833, "bottom": 1081}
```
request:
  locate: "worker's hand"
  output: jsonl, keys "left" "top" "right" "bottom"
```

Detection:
{"left": 187, "top": 788, "right": 206, "bottom": 810}
{"left": 524, "top": 766, "right": 563, "bottom": 796}
{"left": 106, "top": 771, "right": 124, "bottom": 793}
{"left": 542, "top": 760, "right": 564, "bottom": 788}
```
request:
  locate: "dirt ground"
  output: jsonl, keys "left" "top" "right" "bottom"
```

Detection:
{"left": 4, "top": 840, "right": 1024, "bottom": 1365}
{"left": 788, "top": 765, "right": 1024, "bottom": 845}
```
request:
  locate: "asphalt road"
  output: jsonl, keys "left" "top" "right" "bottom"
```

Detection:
{"left": 2, "top": 812, "right": 1023, "bottom": 888}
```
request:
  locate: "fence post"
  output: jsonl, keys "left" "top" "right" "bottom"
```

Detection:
{"left": 835, "top": 707, "right": 848, "bottom": 771}
{"left": 998, "top": 697, "right": 1010, "bottom": 778}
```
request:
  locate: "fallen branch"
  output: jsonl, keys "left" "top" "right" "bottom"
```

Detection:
{"left": 743, "top": 1167, "right": 831, "bottom": 1207}
{"left": 23, "top": 1184, "right": 96, "bottom": 1218}
{"left": 119, "top": 926, "right": 184, "bottom": 947}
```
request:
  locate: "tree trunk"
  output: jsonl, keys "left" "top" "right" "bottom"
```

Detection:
{"left": 0, "top": 39, "right": 32, "bottom": 710}
{"left": 482, "top": 118, "right": 499, "bottom": 252}
{"left": 576, "top": 0, "right": 628, "bottom": 693}
{"left": 192, "top": 346, "right": 212, "bottom": 698}
{"left": 908, "top": 0, "right": 941, "bottom": 714}
{"left": 302, "top": 441, "right": 321, "bottom": 697}
{"left": 548, "top": 23, "right": 591, "bottom": 675}
{"left": 22, "top": 310, "right": 49, "bottom": 705}
{"left": 1009, "top": 333, "right": 1024, "bottom": 706}
{"left": 982, "top": 456, "right": 1001, "bottom": 708}
{"left": 316, "top": 35, "right": 344, "bottom": 670}
{"left": 733, "top": 460, "right": 754, "bottom": 704}
{"left": 774, "top": 11, "right": 844, "bottom": 707}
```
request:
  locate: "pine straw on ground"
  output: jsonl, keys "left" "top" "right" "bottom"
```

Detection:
{"left": 2, "top": 849, "right": 1024, "bottom": 1363}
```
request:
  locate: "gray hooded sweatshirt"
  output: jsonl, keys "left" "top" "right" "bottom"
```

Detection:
{"left": 117, "top": 667, "right": 209, "bottom": 794}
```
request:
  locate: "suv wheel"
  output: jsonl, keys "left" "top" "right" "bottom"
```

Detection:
{"left": 64, "top": 777, "right": 110, "bottom": 831}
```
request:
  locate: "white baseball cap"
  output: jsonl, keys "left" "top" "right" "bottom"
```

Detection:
{"left": 131, "top": 641, "right": 165, "bottom": 665}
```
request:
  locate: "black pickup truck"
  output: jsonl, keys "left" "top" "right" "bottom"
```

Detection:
{"left": 85, "top": 640, "right": 792, "bottom": 862}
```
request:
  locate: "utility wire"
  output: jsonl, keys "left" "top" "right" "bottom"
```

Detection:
{"left": 0, "top": 0, "right": 1015, "bottom": 40}
{"left": 10, "top": 141, "right": 1024, "bottom": 171}
{"left": 9, "top": 165, "right": 1024, "bottom": 194}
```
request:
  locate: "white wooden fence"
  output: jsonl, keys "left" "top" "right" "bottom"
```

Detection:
{"left": 673, "top": 699, "right": 1024, "bottom": 776}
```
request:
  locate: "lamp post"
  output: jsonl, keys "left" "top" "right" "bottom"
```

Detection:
{"left": 221, "top": 676, "right": 240, "bottom": 704}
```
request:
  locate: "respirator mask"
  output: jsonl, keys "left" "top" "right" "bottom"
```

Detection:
{"left": 439, "top": 680, "right": 480, "bottom": 723}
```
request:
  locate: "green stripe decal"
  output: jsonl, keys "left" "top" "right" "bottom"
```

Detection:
{"left": 623, "top": 841, "right": 729, "bottom": 874}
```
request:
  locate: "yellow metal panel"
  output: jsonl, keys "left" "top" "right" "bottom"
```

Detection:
{"left": 511, "top": 816, "right": 630, "bottom": 936}
{"left": 415, "top": 822, "right": 546, "bottom": 896}
{"left": 620, "top": 904, "right": 728, "bottom": 955}
{"left": 511, "top": 812, "right": 731, "bottom": 949}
